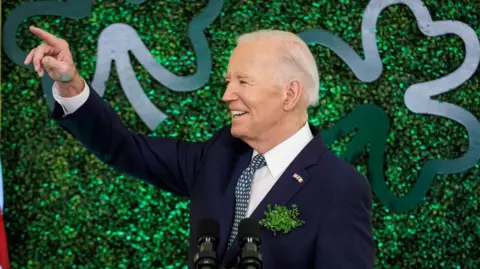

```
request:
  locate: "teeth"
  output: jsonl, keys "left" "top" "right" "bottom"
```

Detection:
{"left": 231, "top": 110, "right": 247, "bottom": 116}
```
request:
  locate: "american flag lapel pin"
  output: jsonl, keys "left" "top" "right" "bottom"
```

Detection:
{"left": 293, "top": 173, "right": 304, "bottom": 183}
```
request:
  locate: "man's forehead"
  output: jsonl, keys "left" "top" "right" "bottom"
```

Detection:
{"left": 229, "top": 43, "right": 278, "bottom": 67}
{"left": 226, "top": 57, "right": 271, "bottom": 79}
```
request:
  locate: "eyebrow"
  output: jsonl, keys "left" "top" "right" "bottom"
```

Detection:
{"left": 224, "top": 73, "right": 251, "bottom": 80}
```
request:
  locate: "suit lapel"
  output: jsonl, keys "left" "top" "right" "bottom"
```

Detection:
{"left": 222, "top": 166, "right": 315, "bottom": 268}
{"left": 223, "top": 124, "right": 327, "bottom": 267}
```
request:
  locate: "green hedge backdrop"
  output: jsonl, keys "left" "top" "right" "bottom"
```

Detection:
{"left": 1, "top": 0, "right": 480, "bottom": 268}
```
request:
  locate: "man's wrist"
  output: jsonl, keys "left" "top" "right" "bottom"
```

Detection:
{"left": 56, "top": 72, "right": 85, "bottom": 97}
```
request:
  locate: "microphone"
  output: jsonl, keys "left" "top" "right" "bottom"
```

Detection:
{"left": 194, "top": 218, "right": 220, "bottom": 269}
{"left": 237, "top": 218, "right": 262, "bottom": 269}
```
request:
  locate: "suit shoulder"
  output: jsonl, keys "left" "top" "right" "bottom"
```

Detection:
{"left": 314, "top": 150, "right": 371, "bottom": 200}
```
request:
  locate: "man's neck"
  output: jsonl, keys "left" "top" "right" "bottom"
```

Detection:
{"left": 247, "top": 114, "right": 308, "bottom": 154}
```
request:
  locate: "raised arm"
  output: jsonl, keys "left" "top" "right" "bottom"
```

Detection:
{"left": 25, "top": 25, "right": 211, "bottom": 197}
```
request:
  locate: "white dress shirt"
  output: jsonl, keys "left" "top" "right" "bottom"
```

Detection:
{"left": 52, "top": 83, "right": 314, "bottom": 216}
{"left": 246, "top": 123, "right": 313, "bottom": 216}
{"left": 52, "top": 81, "right": 91, "bottom": 114}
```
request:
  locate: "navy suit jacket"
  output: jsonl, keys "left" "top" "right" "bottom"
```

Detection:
{"left": 52, "top": 86, "right": 375, "bottom": 269}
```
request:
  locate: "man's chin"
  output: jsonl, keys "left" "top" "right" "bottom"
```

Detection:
{"left": 230, "top": 125, "right": 246, "bottom": 138}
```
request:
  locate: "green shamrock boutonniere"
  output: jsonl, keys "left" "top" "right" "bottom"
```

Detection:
{"left": 259, "top": 204, "right": 305, "bottom": 235}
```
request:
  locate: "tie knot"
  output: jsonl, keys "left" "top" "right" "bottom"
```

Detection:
{"left": 250, "top": 154, "right": 266, "bottom": 170}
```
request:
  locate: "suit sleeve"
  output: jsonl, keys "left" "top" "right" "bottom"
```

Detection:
{"left": 51, "top": 83, "right": 214, "bottom": 198}
{"left": 314, "top": 174, "right": 375, "bottom": 269}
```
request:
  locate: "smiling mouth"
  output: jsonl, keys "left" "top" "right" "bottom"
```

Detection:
{"left": 231, "top": 111, "right": 249, "bottom": 118}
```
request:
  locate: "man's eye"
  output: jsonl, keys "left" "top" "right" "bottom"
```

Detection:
{"left": 240, "top": 80, "right": 248, "bottom": 85}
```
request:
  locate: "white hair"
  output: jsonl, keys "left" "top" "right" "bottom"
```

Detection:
{"left": 236, "top": 30, "right": 320, "bottom": 107}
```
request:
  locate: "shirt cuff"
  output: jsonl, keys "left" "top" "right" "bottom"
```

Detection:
{"left": 52, "top": 79, "right": 90, "bottom": 115}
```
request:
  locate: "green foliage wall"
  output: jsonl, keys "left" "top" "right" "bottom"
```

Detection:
{"left": 1, "top": 0, "right": 479, "bottom": 268}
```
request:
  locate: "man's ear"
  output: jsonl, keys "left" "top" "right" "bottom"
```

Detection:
{"left": 284, "top": 80, "right": 303, "bottom": 111}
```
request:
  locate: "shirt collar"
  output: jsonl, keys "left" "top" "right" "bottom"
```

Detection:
{"left": 253, "top": 122, "right": 314, "bottom": 179}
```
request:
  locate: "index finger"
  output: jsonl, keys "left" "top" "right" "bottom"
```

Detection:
{"left": 29, "top": 25, "right": 64, "bottom": 47}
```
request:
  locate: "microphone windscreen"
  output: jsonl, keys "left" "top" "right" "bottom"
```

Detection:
{"left": 198, "top": 218, "right": 220, "bottom": 239}
{"left": 238, "top": 218, "right": 261, "bottom": 240}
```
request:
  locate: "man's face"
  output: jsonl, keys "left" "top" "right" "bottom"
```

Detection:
{"left": 222, "top": 40, "right": 287, "bottom": 141}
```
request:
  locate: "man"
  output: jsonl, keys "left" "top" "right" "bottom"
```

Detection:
{"left": 25, "top": 25, "right": 375, "bottom": 268}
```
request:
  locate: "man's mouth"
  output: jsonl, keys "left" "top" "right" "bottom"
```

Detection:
{"left": 231, "top": 110, "right": 249, "bottom": 118}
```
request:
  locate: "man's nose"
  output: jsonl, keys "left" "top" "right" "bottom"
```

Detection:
{"left": 222, "top": 84, "right": 237, "bottom": 103}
